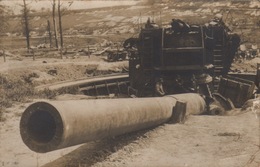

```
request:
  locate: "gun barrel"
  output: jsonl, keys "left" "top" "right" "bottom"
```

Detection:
{"left": 20, "top": 93, "right": 206, "bottom": 153}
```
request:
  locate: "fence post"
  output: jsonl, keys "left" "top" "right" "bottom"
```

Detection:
{"left": 88, "top": 46, "right": 90, "bottom": 58}
{"left": 32, "top": 49, "right": 35, "bottom": 61}
{"left": 60, "top": 48, "right": 63, "bottom": 59}
{"left": 3, "top": 50, "right": 6, "bottom": 62}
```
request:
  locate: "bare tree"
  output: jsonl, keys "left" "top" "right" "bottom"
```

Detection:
{"left": 0, "top": 1, "right": 9, "bottom": 62}
{"left": 0, "top": 0, "right": 7, "bottom": 43}
{"left": 57, "top": 1, "right": 73, "bottom": 50}
{"left": 51, "top": 0, "right": 73, "bottom": 50}
{"left": 52, "top": 0, "right": 59, "bottom": 48}
{"left": 22, "top": 0, "right": 31, "bottom": 52}
{"left": 0, "top": 1, "right": 8, "bottom": 33}
{"left": 47, "top": 20, "right": 52, "bottom": 48}
{"left": 58, "top": 0, "right": 63, "bottom": 49}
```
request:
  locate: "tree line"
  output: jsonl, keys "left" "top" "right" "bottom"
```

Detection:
{"left": 21, "top": 0, "right": 67, "bottom": 53}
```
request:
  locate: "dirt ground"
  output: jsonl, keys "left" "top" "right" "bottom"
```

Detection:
{"left": 1, "top": 1, "right": 260, "bottom": 167}
{"left": 1, "top": 100, "right": 260, "bottom": 167}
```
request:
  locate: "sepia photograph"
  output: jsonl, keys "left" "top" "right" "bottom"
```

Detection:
{"left": 0, "top": 0, "right": 260, "bottom": 166}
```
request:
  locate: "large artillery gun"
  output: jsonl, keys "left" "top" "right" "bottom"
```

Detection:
{"left": 126, "top": 17, "right": 240, "bottom": 96}
{"left": 20, "top": 17, "right": 257, "bottom": 153}
{"left": 125, "top": 17, "right": 255, "bottom": 110}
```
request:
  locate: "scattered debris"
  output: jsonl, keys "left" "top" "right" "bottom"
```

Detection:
{"left": 106, "top": 49, "right": 128, "bottom": 62}
{"left": 47, "top": 69, "right": 58, "bottom": 76}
